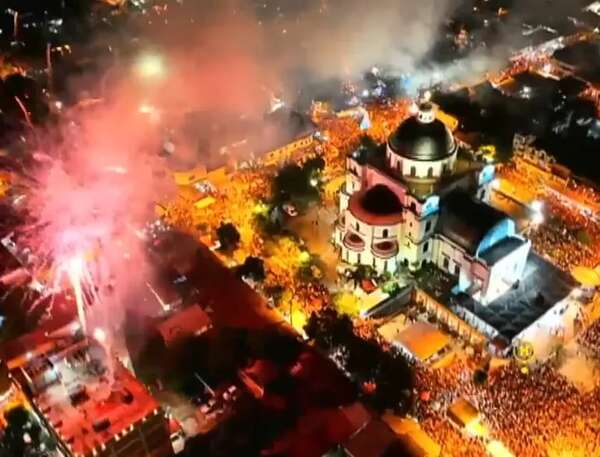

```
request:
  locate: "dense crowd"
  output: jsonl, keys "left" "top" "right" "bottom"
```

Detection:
{"left": 499, "top": 160, "right": 600, "bottom": 272}
{"left": 529, "top": 191, "right": 600, "bottom": 271}
{"left": 162, "top": 101, "right": 600, "bottom": 457}
{"left": 579, "top": 319, "right": 600, "bottom": 360}
{"left": 414, "top": 360, "right": 600, "bottom": 457}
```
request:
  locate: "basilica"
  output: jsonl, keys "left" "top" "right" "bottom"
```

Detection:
{"left": 334, "top": 101, "right": 531, "bottom": 305}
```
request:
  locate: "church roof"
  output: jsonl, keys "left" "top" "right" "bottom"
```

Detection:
{"left": 388, "top": 107, "right": 455, "bottom": 162}
{"left": 437, "top": 191, "right": 508, "bottom": 255}
{"left": 348, "top": 185, "right": 403, "bottom": 226}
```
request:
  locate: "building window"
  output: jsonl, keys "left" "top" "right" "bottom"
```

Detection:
{"left": 383, "top": 229, "right": 389, "bottom": 238}
{"left": 443, "top": 257, "right": 449, "bottom": 270}
{"left": 355, "top": 222, "right": 360, "bottom": 232}
{"left": 425, "top": 220, "right": 432, "bottom": 232}
{"left": 427, "top": 167, "right": 433, "bottom": 178}
{"left": 423, "top": 241, "right": 429, "bottom": 253}
{"left": 454, "top": 264, "right": 460, "bottom": 276}
{"left": 357, "top": 253, "right": 361, "bottom": 263}
{"left": 410, "top": 166, "right": 416, "bottom": 177}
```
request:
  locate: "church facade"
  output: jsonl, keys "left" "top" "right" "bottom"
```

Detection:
{"left": 334, "top": 102, "right": 531, "bottom": 304}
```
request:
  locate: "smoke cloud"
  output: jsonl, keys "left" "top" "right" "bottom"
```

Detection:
{"left": 18, "top": 0, "right": 512, "bottom": 338}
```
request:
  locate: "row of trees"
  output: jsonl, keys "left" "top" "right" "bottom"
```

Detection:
{"left": 0, "top": 406, "right": 52, "bottom": 457}
{"left": 304, "top": 309, "right": 413, "bottom": 413}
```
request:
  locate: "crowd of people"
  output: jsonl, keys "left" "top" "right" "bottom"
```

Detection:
{"left": 499, "top": 158, "right": 600, "bottom": 272}
{"left": 413, "top": 358, "right": 600, "bottom": 457}
{"left": 162, "top": 101, "right": 600, "bottom": 457}
{"left": 529, "top": 191, "right": 600, "bottom": 271}
{"left": 579, "top": 319, "right": 600, "bottom": 360}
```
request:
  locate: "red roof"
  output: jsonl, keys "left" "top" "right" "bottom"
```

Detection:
{"left": 348, "top": 189, "right": 403, "bottom": 226}
{"left": 156, "top": 305, "right": 212, "bottom": 347}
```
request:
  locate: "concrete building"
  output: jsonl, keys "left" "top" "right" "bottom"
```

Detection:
{"left": 334, "top": 101, "right": 530, "bottom": 304}
{"left": 15, "top": 338, "right": 173, "bottom": 457}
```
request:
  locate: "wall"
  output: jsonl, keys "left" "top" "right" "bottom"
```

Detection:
{"left": 413, "top": 288, "right": 486, "bottom": 345}
{"left": 385, "top": 144, "right": 457, "bottom": 179}
{"left": 483, "top": 240, "right": 531, "bottom": 304}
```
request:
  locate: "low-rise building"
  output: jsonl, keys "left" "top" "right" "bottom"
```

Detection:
{"left": 15, "top": 338, "right": 174, "bottom": 457}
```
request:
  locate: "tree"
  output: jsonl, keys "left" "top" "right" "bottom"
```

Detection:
{"left": 304, "top": 308, "right": 413, "bottom": 414}
{"left": 237, "top": 256, "right": 266, "bottom": 282}
{"left": 272, "top": 161, "right": 321, "bottom": 208}
{"left": 0, "top": 406, "right": 41, "bottom": 457}
{"left": 216, "top": 223, "right": 240, "bottom": 252}
{"left": 303, "top": 156, "right": 325, "bottom": 174}
{"left": 304, "top": 309, "right": 354, "bottom": 351}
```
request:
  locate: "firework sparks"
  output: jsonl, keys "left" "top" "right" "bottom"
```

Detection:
{"left": 64, "top": 255, "right": 90, "bottom": 335}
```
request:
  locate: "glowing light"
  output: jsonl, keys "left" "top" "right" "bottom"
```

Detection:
{"left": 104, "top": 166, "right": 127, "bottom": 175}
{"left": 298, "top": 251, "right": 311, "bottom": 265}
{"left": 487, "top": 440, "right": 515, "bottom": 457}
{"left": 65, "top": 255, "right": 88, "bottom": 335}
{"left": 309, "top": 177, "right": 319, "bottom": 187}
{"left": 532, "top": 212, "right": 544, "bottom": 225}
{"left": 93, "top": 327, "right": 107, "bottom": 343}
{"left": 492, "top": 178, "right": 501, "bottom": 190}
{"left": 138, "top": 102, "right": 162, "bottom": 123}
{"left": 423, "top": 90, "right": 432, "bottom": 101}
{"left": 135, "top": 53, "right": 165, "bottom": 79}
{"left": 530, "top": 200, "right": 543, "bottom": 212}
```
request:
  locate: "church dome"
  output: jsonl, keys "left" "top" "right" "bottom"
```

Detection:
{"left": 388, "top": 103, "right": 456, "bottom": 162}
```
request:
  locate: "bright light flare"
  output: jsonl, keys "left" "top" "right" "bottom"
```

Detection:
{"left": 93, "top": 327, "right": 107, "bottom": 343}
{"left": 65, "top": 255, "right": 88, "bottom": 335}
{"left": 530, "top": 200, "right": 543, "bottom": 212}
{"left": 135, "top": 53, "right": 166, "bottom": 80}
{"left": 532, "top": 212, "right": 544, "bottom": 225}
{"left": 138, "top": 103, "right": 162, "bottom": 123}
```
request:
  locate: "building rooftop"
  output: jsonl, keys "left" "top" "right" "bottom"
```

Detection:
{"left": 354, "top": 142, "right": 485, "bottom": 201}
{"left": 389, "top": 115, "right": 455, "bottom": 162}
{"left": 438, "top": 191, "right": 509, "bottom": 256}
{"left": 383, "top": 321, "right": 451, "bottom": 362}
{"left": 553, "top": 40, "right": 600, "bottom": 84}
{"left": 344, "top": 419, "right": 399, "bottom": 457}
{"left": 479, "top": 237, "right": 528, "bottom": 265}
{"left": 156, "top": 304, "right": 212, "bottom": 348}
{"left": 348, "top": 185, "right": 404, "bottom": 226}
{"left": 447, "top": 398, "right": 479, "bottom": 428}
{"left": 499, "top": 71, "right": 560, "bottom": 99}
{"left": 22, "top": 339, "right": 162, "bottom": 457}
{"left": 452, "top": 253, "right": 576, "bottom": 340}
